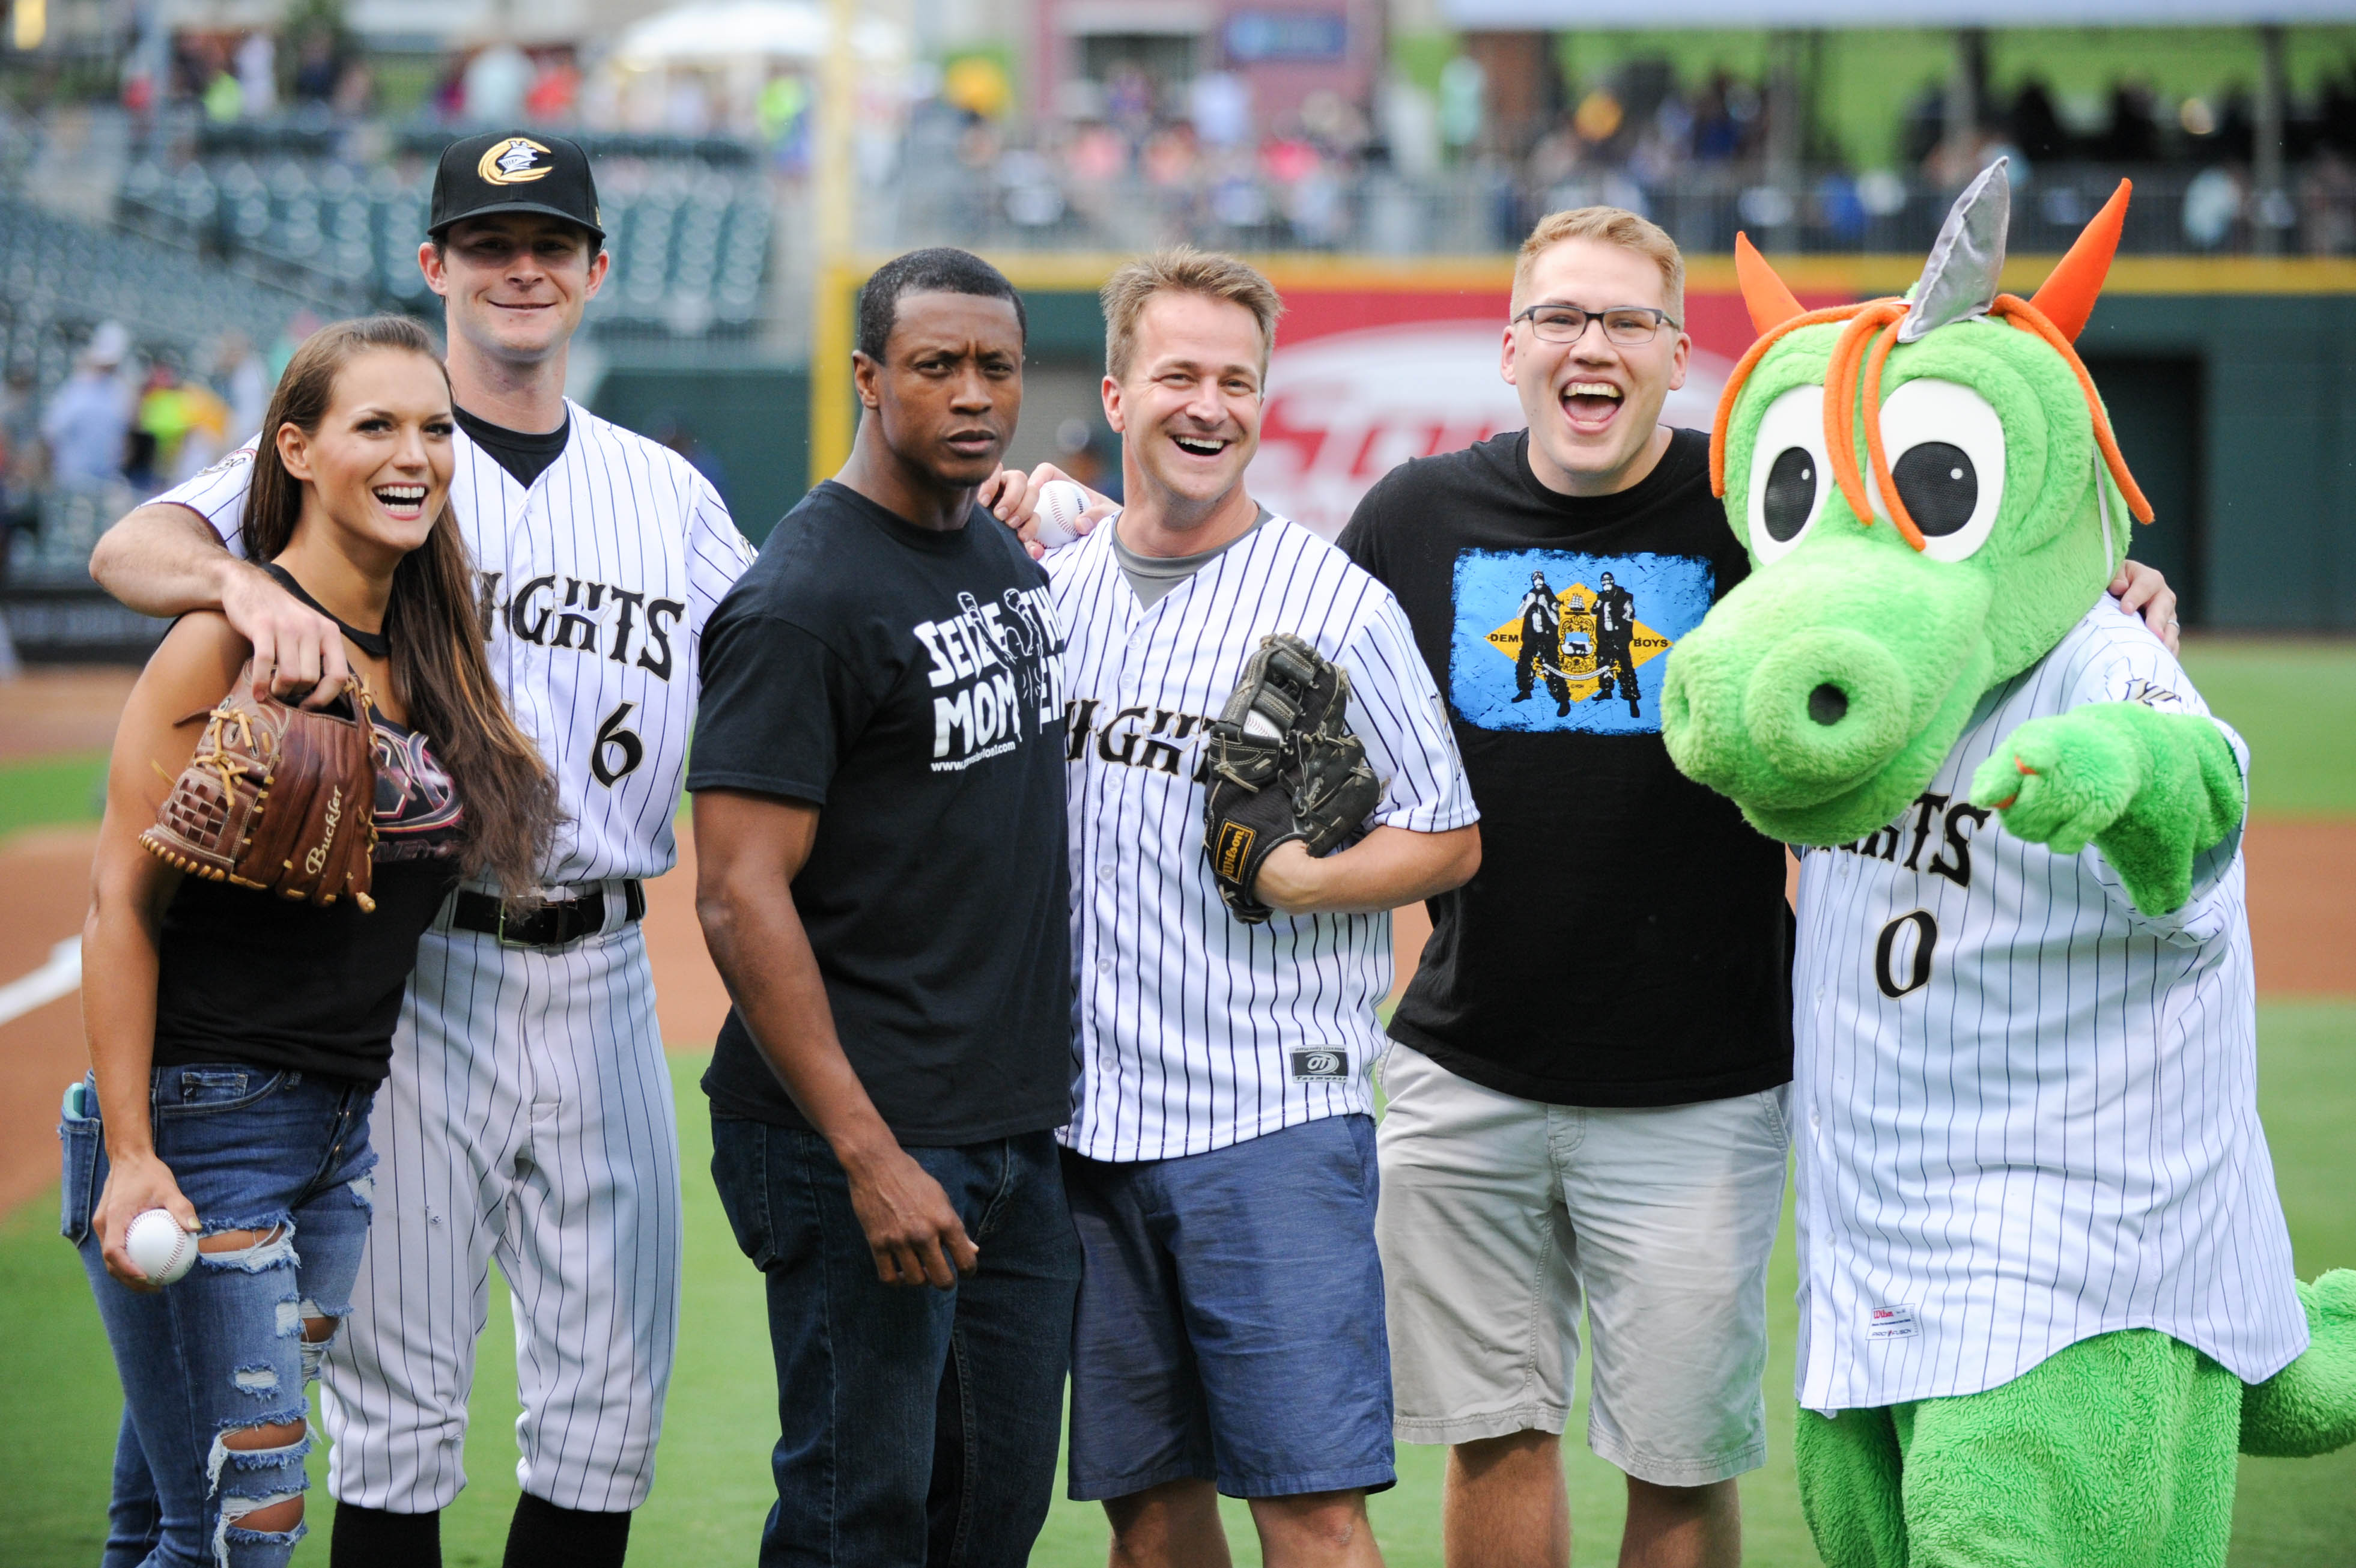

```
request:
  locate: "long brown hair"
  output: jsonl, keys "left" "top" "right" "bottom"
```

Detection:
{"left": 245, "top": 315, "right": 560, "bottom": 898}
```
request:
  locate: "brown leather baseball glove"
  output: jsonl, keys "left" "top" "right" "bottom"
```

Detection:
{"left": 140, "top": 660, "right": 380, "bottom": 910}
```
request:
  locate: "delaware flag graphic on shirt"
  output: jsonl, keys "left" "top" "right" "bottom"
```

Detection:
{"left": 1449, "top": 548, "right": 1713, "bottom": 735}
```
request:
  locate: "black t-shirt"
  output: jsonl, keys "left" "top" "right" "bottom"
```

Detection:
{"left": 690, "top": 481, "right": 1074, "bottom": 1145}
{"left": 455, "top": 406, "right": 569, "bottom": 487}
{"left": 1337, "top": 428, "right": 1791, "bottom": 1107}
{"left": 153, "top": 711, "right": 466, "bottom": 1083}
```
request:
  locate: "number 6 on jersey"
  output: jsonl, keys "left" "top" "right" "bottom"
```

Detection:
{"left": 594, "top": 701, "right": 645, "bottom": 786}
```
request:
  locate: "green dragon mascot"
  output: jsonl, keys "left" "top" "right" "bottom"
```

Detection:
{"left": 1660, "top": 161, "right": 2356, "bottom": 1567}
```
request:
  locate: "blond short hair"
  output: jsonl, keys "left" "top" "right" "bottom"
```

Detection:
{"left": 1101, "top": 246, "right": 1284, "bottom": 382}
{"left": 1513, "top": 207, "right": 1685, "bottom": 321}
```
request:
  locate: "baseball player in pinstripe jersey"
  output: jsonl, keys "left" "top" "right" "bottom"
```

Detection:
{"left": 90, "top": 132, "right": 752, "bottom": 1567}
{"left": 1023, "top": 250, "right": 1480, "bottom": 1567}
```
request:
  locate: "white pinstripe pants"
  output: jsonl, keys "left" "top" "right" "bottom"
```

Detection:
{"left": 319, "top": 910, "right": 683, "bottom": 1514}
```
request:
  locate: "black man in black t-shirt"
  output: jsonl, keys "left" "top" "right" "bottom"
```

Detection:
{"left": 690, "top": 248, "right": 1078, "bottom": 1568}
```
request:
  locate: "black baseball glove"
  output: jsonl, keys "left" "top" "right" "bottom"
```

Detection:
{"left": 1203, "top": 633, "right": 1383, "bottom": 923}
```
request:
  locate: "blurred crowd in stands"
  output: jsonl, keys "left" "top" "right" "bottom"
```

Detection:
{"left": 896, "top": 54, "right": 2356, "bottom": 255}
{"left": 11, "top": 0, "right": 2325, "bottom": 263}
{"left": 80, "top": 12, "right": 2356, "bottom": 257}
{"left": 16, "top": 318, "right": 273, "bottom": 501}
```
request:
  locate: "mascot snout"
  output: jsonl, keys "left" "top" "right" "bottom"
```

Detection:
{"left": 1663, "top": 545, "right": 1991, "bottom": 832}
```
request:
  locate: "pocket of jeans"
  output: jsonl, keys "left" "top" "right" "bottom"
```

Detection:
{"left": 59, "top": 1078, "right": 101, "bottom": 1244}
{"left": 155, "top": 1064, "right": 287, "bottom": 1116}
{"left": 708, "top": 1118, "right": 776, "bottom": 1269}
{"left": 1759, "top": 1085, "right": 1793, "bottom": 1152}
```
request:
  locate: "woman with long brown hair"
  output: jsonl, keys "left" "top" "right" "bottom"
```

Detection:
{"left": 61, "top": 314, "right": 557, "bottom": 1565}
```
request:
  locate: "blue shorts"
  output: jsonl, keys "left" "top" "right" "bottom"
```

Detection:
{"left": 1063, "top": 1113, "right": 1395, "bottom": 1501}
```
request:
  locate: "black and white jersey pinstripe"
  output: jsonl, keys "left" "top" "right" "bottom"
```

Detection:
{"left": 1790, "top": 595, "right": 2307, "bottom": 1412}
{"left": 153, "top": 404, "right": 755, "bottom": 886}
{"left": 1045, "top": 511, "right": 1478, "bottom": 1163}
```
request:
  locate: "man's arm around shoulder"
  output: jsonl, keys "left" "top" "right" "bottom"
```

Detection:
{"left": 693, "top": 788, "right": 979, "bottom": 1289}
{"left": 90, "top": 502, "right": 352, "bottom": 706}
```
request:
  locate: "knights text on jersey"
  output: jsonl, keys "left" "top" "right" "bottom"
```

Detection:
{"left": 1046, "top": 511, "right": 1478, "bottom": 1163}
{"left": 1790, "top": 595, "right": 2307, "bottom": 1412}
{"left": 152, "top": 406, "right": 756, "bottom": 886}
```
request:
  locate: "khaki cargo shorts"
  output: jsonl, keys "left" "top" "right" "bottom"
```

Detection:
{"left": 1374, "top": 1041, "right": 1790, "bottom": 1486}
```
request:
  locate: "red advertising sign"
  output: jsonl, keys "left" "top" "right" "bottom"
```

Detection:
{"left": 1251, "top": 285, "right": 1799, "bottom": 538}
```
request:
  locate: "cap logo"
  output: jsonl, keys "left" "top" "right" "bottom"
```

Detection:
{"left": 478, "top": 136, "right": 553, "bottom": 186}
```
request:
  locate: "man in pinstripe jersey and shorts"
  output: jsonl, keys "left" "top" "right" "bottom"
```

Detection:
{"left": 1018, "top": 249, "right": 1482, "bottom": 1567}
{"left": 88, "top": 132, "right": 753, "bottom": 1567}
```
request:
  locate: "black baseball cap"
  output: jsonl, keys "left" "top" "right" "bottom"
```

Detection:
{"left": 428, "top": 131, "right": 604, "bottom": 245}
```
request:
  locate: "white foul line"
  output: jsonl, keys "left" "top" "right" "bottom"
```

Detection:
{"left": 0, "top": 935, "right": 81, "bottom": 1027}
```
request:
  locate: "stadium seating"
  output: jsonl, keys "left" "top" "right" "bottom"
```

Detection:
{"left": 0, "top": 193, "right": 332, "bottom": 661}
{"left": 117, "top": 154, "right": 776, "bottom": 336}
{"left": 6, "top": 482, "right": 139, "bottom": 591}
{"left": 0, "top": 192, "right": 332, "bottom": 397}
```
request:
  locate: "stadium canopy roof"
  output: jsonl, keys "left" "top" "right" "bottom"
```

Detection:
{"left": 1441, "top": 0, "right": 2353, "bottom": 25}
{"left": 607, "top": 1, "right": 906, "bottom": 67}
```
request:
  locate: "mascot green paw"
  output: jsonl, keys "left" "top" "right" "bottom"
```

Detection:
{"left": 1968, "top": 708, "right": 2143, "bottom": 855}
{"left": 2241, "top": 1270, "right": 2356, "bottom": 1458}
{"left": 1969, "top": 700, "right": 2243, "bottom": 916}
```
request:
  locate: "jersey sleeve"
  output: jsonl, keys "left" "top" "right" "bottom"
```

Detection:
{"left": 2065, "top": 603, "right": 2247, "bottom": 939}
{"left": 148, "top": 441, "right": 260, "bottom": 557}
{"left": 1340, "top": 589, "right": 1480, "bottom": 834}
{"left": 683, "top": 471, "right": 758, "bottom": 688}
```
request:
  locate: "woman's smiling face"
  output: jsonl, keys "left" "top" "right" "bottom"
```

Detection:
{"left": 278, "top": 347, "right": 456, "bottom": 563}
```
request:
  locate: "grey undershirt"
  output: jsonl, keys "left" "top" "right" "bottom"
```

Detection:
{"left": 1111, "top": 506, "right": 1274, "bottom": 608}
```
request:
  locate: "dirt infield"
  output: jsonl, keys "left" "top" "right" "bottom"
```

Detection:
{"left": 5, "top": 818, "right": 2349, "bottom": 1221}
{"left": 0, "top": 827, "right": 108, "bottom": 1221}
{"left": 0, "top": 669, "right": 136, "bottom": 764}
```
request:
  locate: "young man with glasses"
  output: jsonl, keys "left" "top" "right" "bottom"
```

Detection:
{"left": 1332, "top": 206, "right": 2183, "bottom": 1568}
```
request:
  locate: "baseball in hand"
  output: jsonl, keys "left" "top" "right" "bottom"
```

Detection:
{"left": 1031, "top": 479, "right": 1092, "bottom": 548}
{"left": 125, "top": 1208, "right": 198, "bottom": 1286}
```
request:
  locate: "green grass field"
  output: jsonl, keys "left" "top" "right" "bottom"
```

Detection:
{"left": 2178, "top": 643, "right": 2356, "bottom": 817}
{"left": 5, "top": 1009, "right": 2353, "bottom": 1566}
{"left": 0, "top": 748, "right": 108, "bottom": 840}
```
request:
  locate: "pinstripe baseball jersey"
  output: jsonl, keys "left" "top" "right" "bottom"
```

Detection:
{"left": 1790, "top": 595, "right": 2307, "bottom": 1413}
{"left": 151, "top": 404, "right": 755, "bottom": 886}
{"left": 1046, "top": 509, "right": 1478, "bottom": 1164}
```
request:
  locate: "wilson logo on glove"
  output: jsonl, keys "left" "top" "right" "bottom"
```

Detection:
{"left": 1213, "top": 822, "right": 1258, "bottom": 883}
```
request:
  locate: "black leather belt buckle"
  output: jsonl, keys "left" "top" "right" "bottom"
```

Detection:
{"left": 493, "top": 899, "right": 566, "bottom": 949}
{"left": 457, "top": 880, "right": 643, "bottom": 950}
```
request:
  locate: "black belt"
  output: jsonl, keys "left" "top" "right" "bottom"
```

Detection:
{"left": 451, "top": 881, "right": 645, "bottom": 949}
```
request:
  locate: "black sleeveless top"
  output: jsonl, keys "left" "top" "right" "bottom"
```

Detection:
{"left": 152, "top": 708, "right": 465, "bottom": 1083}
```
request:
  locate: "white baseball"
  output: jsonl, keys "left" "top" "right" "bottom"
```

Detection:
{"left": 125, "top": 1207, "right": 197, "bottom": 1286}
{"left": 1031, "top": 479, "right": 1092, "bottom": 548}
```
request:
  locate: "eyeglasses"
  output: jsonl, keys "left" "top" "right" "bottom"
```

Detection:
{"left": 1512, "top": 304, "right": 1681, "bottom": 346}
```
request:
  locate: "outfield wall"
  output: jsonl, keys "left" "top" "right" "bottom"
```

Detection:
{"left": 592, "top": 255, "right": 2356, "bottom": 633}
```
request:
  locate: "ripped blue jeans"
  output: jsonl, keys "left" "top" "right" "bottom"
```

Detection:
{"left": 61, "top": 1065, "right": 377, "bottom": 1568}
